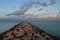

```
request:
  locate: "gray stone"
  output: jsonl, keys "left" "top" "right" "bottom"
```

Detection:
{"left": 0, "top": 22, "right": 56, "bottom": 40}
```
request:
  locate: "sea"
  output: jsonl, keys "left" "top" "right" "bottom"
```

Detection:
{"left": 0, "top": 20, "right": 60, "bottom": 40}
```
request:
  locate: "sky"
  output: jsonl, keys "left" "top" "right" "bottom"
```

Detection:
{"left": 0, "top": 0, "right": 60, "bottom": 21}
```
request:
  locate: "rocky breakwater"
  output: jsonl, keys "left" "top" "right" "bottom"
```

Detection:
{"left": 0, "top": 22, "right": 56, "bottom": 40}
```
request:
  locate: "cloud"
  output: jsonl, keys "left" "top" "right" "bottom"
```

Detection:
{"left": 39, "top": 8, "right": 43, "bottom": 11}
{"left": 37, "top": 10, "right": 58, "bottom": 18}
{"left": 49, "top": 0, "right": 56, "bottom": 5}
{"left": 0, "top": 10, "right": 7, "bottom": 18}
{"left": 0, "top": 10, "right": 6, "bottom": 14}
{"left": 24, "top": 10, "right": 58, "bottom": 19}
{"left": 0, "top": 16, "right": 7, "bottom": 18}
{"left": 39, "top": 2, "right": 48, "bottom": 7}
{"left": 7, "top": 2, "right": 33, "bottom": 16}
{"left": 7, "top": 0, "right": 56, "bottom": 16}
{"left": 7, "top": 10, "right": 25, "bottom": 16}
{"left": 48, "top": 13, "right": 58, "bottom": 18}
{"left": 7, "top": 10, "right": 59, "bottom": 19}
{"left": 5, "top": 10, "right": 60, "bottom": 21}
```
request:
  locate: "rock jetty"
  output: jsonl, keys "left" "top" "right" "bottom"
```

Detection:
{"left": 0, "top": 22, "right": 56, "bottom": 40}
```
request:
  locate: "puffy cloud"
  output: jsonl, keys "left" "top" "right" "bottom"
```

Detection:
{"left": 38, "top": 10, "right": 58, "bottom": 18}
{"left": 5, "top": 10, "right": 59, "bottom": 20}
{"left": 48, "top": 13, "right": 58, "bottom": 18}
{"left": 49, "top": 0, "right": 56, "bottom": 5}
{"left": 7, "top": 10, "right": 24, "bottom": 16}
{"left": 20, "top": 10, "right": 58, "bottom": 19}
{"left": 38, "top": 10, "right": 48, "bottom": 18}
{"left": 7, "top": 0, "right": 56, "bottom": 16}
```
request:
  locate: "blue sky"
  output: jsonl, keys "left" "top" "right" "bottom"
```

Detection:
{"left": 0, "top": 0, "right": 60, "bottom": 20}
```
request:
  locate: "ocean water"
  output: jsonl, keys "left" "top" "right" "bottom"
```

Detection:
{"left": 0, "top": 20, "right": 60, "bottom": 40}
{"left": 0, "top": 22, "right": 20, "bottom": 33}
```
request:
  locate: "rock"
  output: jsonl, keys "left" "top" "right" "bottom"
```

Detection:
{"left": 0, "top": 22, "right": 56, "bottom": 40}
{"left": 12, "top": 28, "right": 25, "bottom": 37}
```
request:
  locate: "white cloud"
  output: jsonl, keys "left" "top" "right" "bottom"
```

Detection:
{"left": 48, "top": 13, "right": 58, "bottom": 18}
{"left": 23, "top": 10, "right": 59, "bottom": 19}
{"left": 5, "top": 10, "right": 59, "bottom": 19}
{"left": 0, "top": 16, "right": 7, "bottom": 18}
